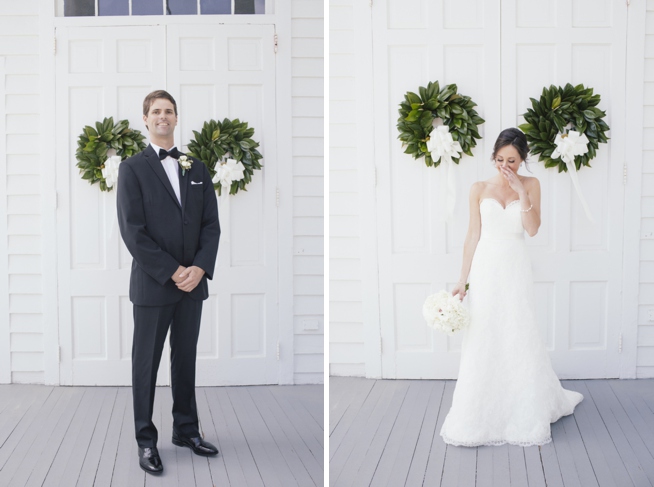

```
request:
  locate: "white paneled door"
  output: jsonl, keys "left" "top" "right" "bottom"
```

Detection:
{"left": 56, "top": 25, "right": 279, "bottom": 386}
{"left": 373, "top": 0, "right": 626, "bottom": 379}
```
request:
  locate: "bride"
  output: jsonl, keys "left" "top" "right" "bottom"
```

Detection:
{"left": 439, "top": 128, "right": 583, "bottom": 447}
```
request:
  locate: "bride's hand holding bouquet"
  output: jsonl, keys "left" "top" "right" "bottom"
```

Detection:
{"left": 451, "top": 281, "right": 468, "bottom": 301}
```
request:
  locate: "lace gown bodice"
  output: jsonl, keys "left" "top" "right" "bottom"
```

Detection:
{"left": 439, "top": 198, "right": 583, "bottom": 447}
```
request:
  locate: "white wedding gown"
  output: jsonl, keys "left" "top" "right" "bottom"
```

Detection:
{"left": 440, "top": 198, "right": 583, "bottom": 447}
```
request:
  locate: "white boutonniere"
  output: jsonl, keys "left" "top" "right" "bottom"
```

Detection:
{"left": 178, "top": 155, "right": 192, "bottom": 176}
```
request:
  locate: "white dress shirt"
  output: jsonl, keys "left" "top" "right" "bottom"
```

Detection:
{"left": 150, "top": 142, "right": 181, "bottom": 205}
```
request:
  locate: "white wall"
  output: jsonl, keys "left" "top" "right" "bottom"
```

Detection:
{"left": 1, "top": 0, "right": 44, "bottom": 384}
{"left": 638, "top": 1, "right": 654, "bottom": 378}
{"left": 291, "top": 0, "right": 325, "bottom": 384}
{"left": 328, "top": 0, "right": 365, "bottom": 377}
{"left": 0, "top": 2, "right": 324, "bottom": 385}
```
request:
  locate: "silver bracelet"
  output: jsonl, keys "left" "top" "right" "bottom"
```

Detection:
{"left": 521, "top": 204, "right": 533, "bottom": 213}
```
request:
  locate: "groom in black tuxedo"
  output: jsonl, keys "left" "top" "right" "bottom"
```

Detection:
{"left": 117, "top": 90, "right": 220, "bottom": 474}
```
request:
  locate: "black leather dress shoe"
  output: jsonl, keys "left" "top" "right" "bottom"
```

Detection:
{"left": 172, "top": 431, "right": 219, "bottom": 456}
{"left": 138, "top": 446, "right": 163, "bottom": 474}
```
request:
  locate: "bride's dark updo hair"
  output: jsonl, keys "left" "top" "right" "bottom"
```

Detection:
{"left": 491, "top": 128, "right": 529, "bottom": 163}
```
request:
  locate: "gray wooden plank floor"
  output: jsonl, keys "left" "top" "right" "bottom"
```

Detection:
{"left": 329, "top": 377, "right": 654, "bottom": 487}
{"left": 0, "top": 384, "right": 323, "bottom": 487}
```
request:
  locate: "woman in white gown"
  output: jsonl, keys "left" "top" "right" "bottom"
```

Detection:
{"left": 440, "top": 128, "right": 583, "bottom": 447}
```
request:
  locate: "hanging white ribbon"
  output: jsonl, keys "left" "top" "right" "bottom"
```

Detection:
{"left": 427, "top": 126, "right": 462, "bottom": 222}
{"left": 101, "top": 154, "right": 122, "bottom": 239}
{"left": 551, "top": 131, "right": 595, "bottom": 223}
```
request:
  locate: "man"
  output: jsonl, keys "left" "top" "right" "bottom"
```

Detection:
{"left": 117, "top": 90, "right": 220, "bottom": 474}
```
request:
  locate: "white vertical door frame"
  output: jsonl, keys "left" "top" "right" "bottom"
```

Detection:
{"left": 0, "top": 57, "right": 8, "bottom": 384}
{"left": 354, "top": 1, "right": 382, "bottom": 379}
{"left": 273, "top": 0, "right": 294, "bottom": 384}
{"left": 40, "top": 0, "right": 60, "bottom": 385}
{"left": 621, "top": 0, "right": 646, "bottom": 378}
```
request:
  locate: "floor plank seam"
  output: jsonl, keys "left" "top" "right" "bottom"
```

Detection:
{"left": 571, "top": 413, "right": 600, "bottom": 487}
{"left": 272, "top": 385, "right": 322, "bottom": 465}
{"left": 200, "top": 389, "right": 219, "bottom": 487}
{"left": 34, "top": 388, "right": 89, "bottom": 487}
{"left": 108, "top": 393, "right": 127, "bottom": 487}
{"left": 225, "top": 387, "right": 264, "bottom": 485}
{"left": 366, "top": 382, "right": 410, "bottom": 486}
{"left": 402, "top": 382, "right": 435, "bottom": 487}
{"left": 421, "top": 382, "right": 446, "bottom": 487}
{"left": 246, "top": 387, "right": 311, "bottom": 487}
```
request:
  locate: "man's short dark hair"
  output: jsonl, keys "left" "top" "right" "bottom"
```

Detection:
{"left": 143, "top": 90, "right": 178, "bottom": 117}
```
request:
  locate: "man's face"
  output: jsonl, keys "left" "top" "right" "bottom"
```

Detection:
{"left": 143, "top": 98, "right": 178, "bottom": 139}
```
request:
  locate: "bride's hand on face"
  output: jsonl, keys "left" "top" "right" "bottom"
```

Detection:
{"left": 499, "top": 165, "right": 525, "bottom": 194}
{"left": 452, "top": 283, "right": 467, "bottom": 301}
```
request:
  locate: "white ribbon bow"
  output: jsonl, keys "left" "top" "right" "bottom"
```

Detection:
{"left": 551, "top": 131, "right": 595, "bottom": 222}
{"left": 212, "top": 158, "right": 246, "bottom": 190}
{"left": 426, "top": 126, "right": 462, "bottom": 222}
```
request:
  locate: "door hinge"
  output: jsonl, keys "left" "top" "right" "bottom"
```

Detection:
{"left": 373, "top": 166, "right": 377, "bottom": 187}
{"left": 58, "top": 346, "right": 61, "bottom": 363}
{"left": 276, "top": 341, "right": 280, "bottom": 360}
{"left": 276, "top": 187, "right": 280, "bottom": 207}
{"left": 623, "top": 164, "right": 627, "bottom": 185}
{"left": 53, "top": 36, "right": 56, "bottom": 55}
{"left": 274, "top": 33, "right": 278, "bottom": 53}
{"left": 618, "top": 333, "right": 623, "bottom": 353}
{"left": 370, "top": 0, "right": 373, "bottom": 6}
{"left": 379, "top": 338, "right": 382, "bottom": 355}
{"left": 55, "top": 191, "right": 59, "bottom": 209}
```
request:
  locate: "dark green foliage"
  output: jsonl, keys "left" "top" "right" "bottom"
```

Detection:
{"left": 397, "top": 81, "right": 485, "bottom": 168}
{"left": 75, "top": 117, "right": 147, "bottom": 192}
{"left": 186, "top": 118, "right": 263, "bottom": 196}
{"left": 518, "top": 83, "right": 610, "bottom": 172}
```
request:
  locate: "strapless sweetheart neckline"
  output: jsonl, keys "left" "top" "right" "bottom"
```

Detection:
{"left": 480, "top": 198, "right": 520, "bottom": 210}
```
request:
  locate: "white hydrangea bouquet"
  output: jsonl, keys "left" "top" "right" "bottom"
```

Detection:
{"left": 422, "top": 290, "right": 470, "bottom": 335}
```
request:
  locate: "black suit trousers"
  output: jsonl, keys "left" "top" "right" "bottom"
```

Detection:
{"left": 132, "top": 294, "right": 203, "bottom": 448}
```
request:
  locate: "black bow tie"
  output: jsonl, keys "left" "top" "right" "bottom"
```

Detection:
{"left": 158, "top": 147, "right": 181, "bottom": 160}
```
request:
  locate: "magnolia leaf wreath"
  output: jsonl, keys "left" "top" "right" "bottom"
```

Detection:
{"left": 75, "top": 117, "right": 147, "bottom": 192}
{"left": 519, "top": 83, "right": 610, "bottom": 222}
{"left": 397, "top": 81, "right": 485, "bottom": 167}
{"left": 186, "top": 118, "right": 263, "bottom": 196}
{"left": 518, "top": 83, "right": 609, "bottom": 173}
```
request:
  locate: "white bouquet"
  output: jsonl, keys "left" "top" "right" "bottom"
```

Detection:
{"left": 422, "top": 290, "right": 470, "bottom": 335}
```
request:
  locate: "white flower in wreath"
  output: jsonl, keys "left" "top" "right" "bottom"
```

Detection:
{"left": 178, "top": 155, "right": 192, "bottom": 176}
{"left": 212, "top": 158, "right": 246, "bottom": 190}
{"left": 551, "top": 130, "right": 589, "bottom": 165}
{"left": 101, "top": 155, "right": 122, "bottom": 189}
{"left": 426, "top": 125, "right": 463, "bottom": 165}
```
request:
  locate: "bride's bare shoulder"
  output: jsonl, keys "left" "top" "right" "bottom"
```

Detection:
{"left": 470, "top": 181, "right": 487, "bottom": 194}
{"left": 520, "top": 175, "right": 540, "bottom": 188}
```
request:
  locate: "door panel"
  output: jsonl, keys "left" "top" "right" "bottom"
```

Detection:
{"left": 373, "top": 0, "right": 502, "bottom": 379}
{"left": 168, "top": 24, "right": 279, "bottom": 386}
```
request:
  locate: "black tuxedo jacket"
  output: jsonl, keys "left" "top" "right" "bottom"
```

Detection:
{"left": 117, "top": 145, "right": 220, "bottom": 306}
